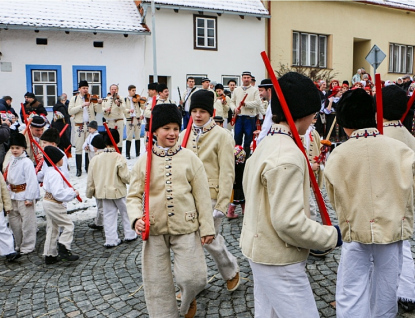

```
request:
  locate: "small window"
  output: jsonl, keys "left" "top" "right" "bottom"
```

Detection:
{"left": 186, "top": 74, "right": 207, "bottom": 88}
{"left": 31, "top": 70, "right": 57, "bottom": 106}
{"left": 221, "top": 75, "right": 240, "bottom": 88}
{"left": 194, "top": 15, "right": 217, "bottom": 51}
{"left": 389, "top": 43, "right": 414, "bottom": 74}
{"left": 78, "top": 71, "right": 102, "bottom": 96}
{"left": 93, "top": 41, "right": 104, "bottom": 48}
{"left": 36, "top": 38, "right": 48, "bottom": 45}
{"left": 292, "top": 31, "right": 327, "bottom": 68}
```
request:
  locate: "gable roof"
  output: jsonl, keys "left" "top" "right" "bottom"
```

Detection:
{"left": 358, "top": 0, "right": 415, "bottom": 12}
{"left": 0, "top": 0, "right": 149, "bottom": 34}
{"left": 141, "top": 0, "right": 269, "bottom": 17}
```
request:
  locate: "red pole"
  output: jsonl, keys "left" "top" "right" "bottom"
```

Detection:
{"left": 400, "top": 92, "right": 415, "bottom": 123}
{"left": 20, "top": 104, "right": 39, "bottom": 166}
{"left": 103, "top": 122, "right": 121, "bottom": 154}
{"left": 375, "top": 74, "right": 383, "bottom": 134}
{"left": 141, "top": 96, "right": 157, "bottom": 241}
{"left": 260, "top": 51, "right": 332, "bottom": 226}
{"left": 31, "top": 138, "right": 82, "bottom": 202}
{"left": 59, "top": 124, "right": 69, "bottom": 138}
{"left": 181, "top": 117, "right": 193, "bottom": 148}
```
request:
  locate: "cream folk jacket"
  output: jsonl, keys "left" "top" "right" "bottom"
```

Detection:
{"left": 124, "top": 97, "right": 145, "bottom": 121}
{"left": 0, "top": 174, "right": 11, "bottom": 213}
{"left": 383, "top": 120, "right": 415, "bottom": 152}
{"left": 126, "top": 143, "right": 215, "bottom": 237}
{"left": 179, "top": 120, "right": 235, "bottom": 214}
{"left": 214, "top": 96, "right": 231, "bottom": 118}
{"left": 86, "top": 149, "right": 130, "bottom": 199}
{"left": 325, "top": 128, "right": 415, "bottom": 244}
{"left": 102, "top": 96, "right": 126, "bottom": 120}
{"left": 230, "top": 86, "right": 261, "bottom": 116}
{"left": 240, "top": 124, "right": 338, "bottom": 265}
{"left": 68, "top": 95, "right": 101, "bottom": 124}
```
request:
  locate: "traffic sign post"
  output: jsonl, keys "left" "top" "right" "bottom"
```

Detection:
{"left": 365, "top": 45, "right": 386, "bottom": 78}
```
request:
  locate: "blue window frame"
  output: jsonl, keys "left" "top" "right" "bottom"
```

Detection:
{"left": 72, "top": 65, "right": 107, "bottom": 97}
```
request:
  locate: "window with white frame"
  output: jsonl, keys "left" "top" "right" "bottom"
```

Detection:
{"left": 32, "top": 70, "right": 57, "bottom": 107}
{"left": 389, "top": 43, "right": 414, "bottom": 74}
{"left": 293, "top": 32, "right": 327, "bottom": 68}
{"left": 78, "top": 71, "right": 102, "bottom": 96}
{"left": 186, "top": 74, "right": 208, "bottom": 88}
{"left": 222, "top": 75, "right": 240, "bottom": 88}
{"left": 194, "top": 15, "right": 217, "bottom": 50}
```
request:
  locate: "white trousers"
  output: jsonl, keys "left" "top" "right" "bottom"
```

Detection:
{"left": 336, "top": 241, "right": 403, "bottom": 318}
{"left": 397, "top": 240, "right": 415, "bottom": 302}
{"left": 43, "top": 200, "right": 74, "bottom": 256}
{"left": 102, "top": 198, "right": 137, "bottom": 246}
{"left": 308, "top": 191, "right": 317, "bottom": 221}
{"left": 126, "top": 118, "right": 141, "bottom": 141}
{"left": 203, "top": 200, "right": 239, "bottom": 281}
{"left": 142, "top": 232, "right": 207, "bottom": 317}
{"left": 95, "top": 198, "right": 104, "bottom": 227}
{"left": 9, "top": 200, "right": 36, "bottom": 253}
{"left": 0, "top": 211, "right": 15, "bottom": 256}
{"left": 249, "top": 260, "right": 319, "bottom": 318}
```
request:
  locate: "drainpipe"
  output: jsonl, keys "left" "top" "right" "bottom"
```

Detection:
{"left": 267, "top": 0, "right": 271, "bottom": 76}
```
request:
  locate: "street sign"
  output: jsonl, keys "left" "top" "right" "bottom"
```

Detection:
{"left": 365, "top": 45, "right": 386, "bottom": 75}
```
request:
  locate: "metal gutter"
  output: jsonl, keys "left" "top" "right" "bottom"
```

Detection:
{"left": 356, "top": 0, "right": 415, "bottom": 13}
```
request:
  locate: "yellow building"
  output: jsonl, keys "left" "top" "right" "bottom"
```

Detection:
{"left": 266, "top": 0, "right": 415, "bottom": 83}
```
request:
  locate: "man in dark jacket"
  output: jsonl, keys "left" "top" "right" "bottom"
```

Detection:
{"left": 20, "top": 93, "right": 47, "bottom": 120}
{"left": 51, "top": 95, "right": 71, "bottom": 153}
{"left": 0, "top": 117, "right": 10, "bottom": 170}
{"left": 0, "top": 96, "right": 18, "bottom": 118}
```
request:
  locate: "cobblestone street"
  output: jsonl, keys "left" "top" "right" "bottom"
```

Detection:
{"left": 0, "top": 152, "right": 415, "bottom": 317}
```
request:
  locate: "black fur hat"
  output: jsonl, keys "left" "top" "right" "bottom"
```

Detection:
{"left": 40, "top": 128, "right": 60, "bottom": 145}
{"left": 103, "top": 129, "right": 120, "bottom": 146}
{"left": 378, "top": 85, "right": 407, "bottom": 120}
{"left": 44, "top": 146, "right": 64, "bottom": 166}
{"left": 271, "top": 72, "right": 321, "bottom": 122}
{"left": 157, "top": 83, "right": 168, "bottom": 93}
{"left": 10, "top": 133, "right": 27, "bottom": 149}
{"left": 151, "top": 103, "right": 182, "bottom": 133}
{"left": 91, "top": 134, "right": 106, "bottom": 150}
{"left": 336, "top": 88, "right": 376, "bottom": 129}
{"left": 189, "top": 90, "right": 214, "bottom": 116}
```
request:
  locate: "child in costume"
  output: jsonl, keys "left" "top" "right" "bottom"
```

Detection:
{"left": 82, "top": 121, "right": 99, "bottom": 165}
{"left": 86, "top": 129, "right": 137, "bottom": 247}
{"left": 6, "top": 133, "right": 40, "bottom": 254}
{"left": 240, "top": 72, "right": 341, "bottom": 318}
{"left": 127, "top": 103, "right": 215, "bottom": 318}
{"left": 42, "top": 146, "right": 79, "bottom": 264}
{"left": 227, "top": 145, "right": 246, "bottom": 219}
{"left": 325, "top": 88, "right": 415, "bottom": 317}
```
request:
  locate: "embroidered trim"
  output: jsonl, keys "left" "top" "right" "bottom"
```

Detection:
{"left": 152, "top": 144, "right": 182, "bottom": 157}
{"left": 349, "top": 129, "right": 380, "bottom": 139}
{"left": 383, "top": 121, "right": 403, "bottom": 128}
{"left": 267, "top": 126, "right": 294, "bottom": 139}
{"left": 103, "top": 148, "right": 117, "bottom": 153}
{"left": 192, "top": 119, "right": 216, "bottom": 135}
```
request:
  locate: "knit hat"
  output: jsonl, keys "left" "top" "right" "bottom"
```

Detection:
{"left": 336, "top": 88, "right": 376, "bottom": 129}
{"left": 189, "top": 90, "right": 214, "bottom": 116}
{"left": 91, "top": 134, "right": 106, "bottom": 150}
{"left": 87, "top": 121, "right": 98, "bottom": 130}
{"left": 215, "top": 84, "right": 224, "bottom": 91}
{"left": 44, "top": 146, "right": 64, "bottom": 167}
{"left": 271, "top": 72, "right": 321, "bottom": 122}
{"left": 103, "top": 129, "right": 120, "bottom": 146}
{"left": 258, "top": 79, "right": 273, "bottom": 88}
{"left": 40, "top": 128, "right": 60, "bottom": 145}
{"left": 30, "top": 116, "right": 46, "bottom": 128}
{"left": 9, "top": 133, "right": 27, "bottom": 149}
{"left": 25, "top": 93, "right": 35, "bottom": 99}
{"left": 378, "top": 85, "right": 408, "bottom": 120}
{"left": 157, "top": 83, "right": 168, "bottom": 93}
{"left": 78, "top": 80, "right": 88, "bottom": 88}
{"left": 234, "top": 145, "right": 246, "bottom": 164}
{"left": 148, "top": 82, "right": 158, "bottom": 90}
{"left": 151, "top": 103, "right": 182, "bottom": 133}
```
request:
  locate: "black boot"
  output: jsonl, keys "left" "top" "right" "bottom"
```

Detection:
{"left": 244, "top": 145, "right": 252, "bottom": 159}
{"left": 135, "top": 140, "right": 141, "bottom": 157}
{"left": 58, "top": 243, "right": 79, "bottom": 262}
{"left": 85, "top": 155, "right": 89, "bottom": 173}
{"left": 75, "top": 154, "right": 82, "bottom": 177}
{"left": 45, "top": 255, "right": 59, "bottom": 265}
{"left": 125, "top": 140, "right": 131, "bottom": 159}
{"left": 118, "top": 147, "right": 122, "bottom": 155}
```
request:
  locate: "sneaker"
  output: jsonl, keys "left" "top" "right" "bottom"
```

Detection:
{"left": 399, "top": 299, "right": 415, "bottom": 312}
{"left": 227, "top": 272, "right": 240, "bottom": 291}
{"left": 123, "top": 237, "right": 138, "bottom": 243}
{"left": 44, "top": 255, "right": 59, "bottom": 265}
{"left": 104, "top": 239, "right": 122, "bottom": 248}
{"left": 184, "top": 299, "right": 197, "bottom": 318}
{"left": 6, "top": 252, "right": 21, "bottom": 262}
{"left": 58, "top": 243, "right": 79, "bottom": 262}
{"left": 88, "top": 223, "right": 103, "bottom": 230}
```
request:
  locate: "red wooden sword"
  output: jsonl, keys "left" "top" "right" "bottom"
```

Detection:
{"left": 261, "top": 51, "right": 332, "bottom": 226}
{"left": 375, "top": 74, "right": 383, "bottom": 134}
{"left": 400, "top": 90, "right": 415, "bottom": 123}
{"left": 103, "top": 122, "right": 121, "bottom": 154}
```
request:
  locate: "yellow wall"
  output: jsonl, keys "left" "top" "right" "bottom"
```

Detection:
{"left": 268, "top": 1, "right": 415, "bottom": 82}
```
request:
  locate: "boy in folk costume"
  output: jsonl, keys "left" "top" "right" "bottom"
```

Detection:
{"left": 324, "top": 88, "right": 415, "bottom": 318}
{"left": 6, "top": 133, "right": 40, "bottom": 255}
{"left": 127, "top": 103, "right": 215, "bottom": 318}
{"left": 214, "top": 84, "right": 231, "bottom": 126}
{"left": 82, "top": 121, "right": 99, "bottom": 165}
{"left": 378, "top": 85, "right": 415, "bottom": 312}
{"left": 124, "top": 85, "right": 145, "bottom": 159}
{"left": 87, "top": 134, "right": 106, "bottom": 231}
{"left": 240, "top": 72, "right": 341, "bottom": 318}
{"left": 42, "top": 146, "right": 80, "bottom": 265}
{"left": 0, "top": 173, "right": 21, "bottom": 262}
{"left": 86, "top": 129, "right": 137, "bottom": 247}
{"left": 178, "top": 90, "right": 239, "bottom": 292}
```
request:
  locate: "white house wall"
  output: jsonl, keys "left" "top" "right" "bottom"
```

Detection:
{"left": 0, "top": 29, "right": 146, "bottom": 116}
{"left": 144, "top": 8, "right": 266, "bottom": 101}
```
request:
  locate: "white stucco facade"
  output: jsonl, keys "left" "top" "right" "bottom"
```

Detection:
{"left": 0, "top": 29, "right": 147, "bottom": 116}
{"left": 142, "top": 7, "right": 267, "bottom": 102}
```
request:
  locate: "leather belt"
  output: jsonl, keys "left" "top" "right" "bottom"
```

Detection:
{"left": 10, "top": 183, "right": 26, "bottom": 193}
{"left": 75, "top": 122, "right": 89, "bottom": 127}
{"left": 107, "top": 118, "right": 123, "bottom": 122}
{"left": 44, "top": 191, "right": 63, "bottom": 204}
